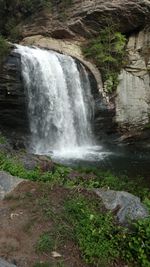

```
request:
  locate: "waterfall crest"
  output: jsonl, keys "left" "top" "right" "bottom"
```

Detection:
{"left": 15, "top": 45, "right": 94, "bottom": 156}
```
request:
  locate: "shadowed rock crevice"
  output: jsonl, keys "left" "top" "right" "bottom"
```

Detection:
{"left": 0, "top": 52, "right": 29, "bottom": 134}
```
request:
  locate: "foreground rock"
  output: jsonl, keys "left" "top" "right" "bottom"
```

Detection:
{"left": 94, "top": 189, "right": 149, "bottom": 225}
{"left": 17, "top": 153, "right": 55, "bottom": 172}
{"left": 0, "top": 171, "right": 24, "bottom": 200}
{"left": 0, "top": 258, "right": 17, "bottom": 267}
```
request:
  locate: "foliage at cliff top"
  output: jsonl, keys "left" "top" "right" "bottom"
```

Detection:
{"left": 83, "top": 24, "right": 127, "bottom": 93}
{"left": 0, "top": 0, "right": 73, "bottom": 41}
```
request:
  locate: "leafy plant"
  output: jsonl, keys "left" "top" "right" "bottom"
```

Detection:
{"left": 82, "top": 22, "right": 127, "bottom": 92}
{"left": 121, "top": 218, "right": 150, "bottom": 267}
{"left": 36, "top": 232, "right": 55, "bottom": 253}
{"left": 65, "top": 196, "right": 120, "bottom": 265}
{"left": 64, "top": 194, "right": 150, "bottom": 267}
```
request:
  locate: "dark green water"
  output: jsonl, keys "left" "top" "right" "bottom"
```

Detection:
{"left": 52, "top": 143, "right": 150, "bottom": 185}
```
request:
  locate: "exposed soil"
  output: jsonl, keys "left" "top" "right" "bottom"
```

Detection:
{"left": 0, "top": 181, "right": 89, "bottom": 267}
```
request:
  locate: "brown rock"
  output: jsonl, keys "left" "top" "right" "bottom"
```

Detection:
{"left": 21, "top": 0, "right": 150, "bottom": 40}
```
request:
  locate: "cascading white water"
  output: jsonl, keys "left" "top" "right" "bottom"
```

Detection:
{"left": 15, "top": 45, "right": 95, "bottom": 158}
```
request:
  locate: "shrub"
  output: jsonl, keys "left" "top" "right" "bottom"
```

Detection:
{"left": 83, "top": 23, "right": 127, "bottom": 92}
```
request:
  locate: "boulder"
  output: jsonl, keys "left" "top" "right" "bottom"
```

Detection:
{"left": 17, "top": 153, "right": 55, "bottom": 172}
{"left": 0, "top": 171, "right": 24, "bottom": 200}
{"left": 0, "top": 258, "right": 17, "bottom": 267}
{"left": 94, "top": 188, "right": 149, "bottom": 225}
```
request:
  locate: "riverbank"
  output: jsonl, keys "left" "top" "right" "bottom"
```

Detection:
{"left": 0, "top": 139, "right": 150, "bottom": 267}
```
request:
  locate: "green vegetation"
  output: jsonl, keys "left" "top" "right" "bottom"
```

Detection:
{"left": 0, "top": 0, "right": 73, "bottom": 62}
{"left": 0, "top": 35, "right": 10, "bottom": 65}
{"left": 82, "top": 23, "right": 127, "bottom": 92}
{"left": 0, "top": 133, "right": 7, "bottom": 144}
{"left": 66, "top": 195, "right": 150, "bottom": 267}
{"left": 36, "top": 232, "right": 55, "bottom": 253}
{"left": 0, "top": 151, "right": 149, "bottom": 199}
{"left": 65, "top": 196, "right": 119, "bottom": 266}
{"left": 35, "top": 189, "right": 150, "bottom": 267}
{"left": 0, "top": 151, "right": 71, "bottom": 184}
{"left": 122, "top": 218, "right": 150, "bottom": 267}
{"left": 0, "top": 0, "right": 73, "bottom": 41}
{"left": 0, "top": 0, "right": 52, "bottom": 41}
{"left": 64, "top": 195, "right": 150, "bottom": 267}
{"left": 0, "top": 150, "right": 150, "bottom": 266}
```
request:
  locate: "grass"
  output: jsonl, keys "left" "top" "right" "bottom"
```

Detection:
{"left": 0, "top": 150, "right": 150, "bottom": 266}
{"left": 0, "top": 151, "right": 149, "bottom": 200}
{"left": 36, "top": 232, "right": 55, "bottom": 253}
{"left": 64, "top": 195, "right": 119, "bottom": 266}
{"left": 34, "top": 186, "right": 150, "bottom": 267}
{"left": 64, "top": 194, "right": 150, "bottom": 267}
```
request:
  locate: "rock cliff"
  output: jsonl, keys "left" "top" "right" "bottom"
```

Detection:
{"left": 20, "top": 0, "right": 150, "bottom": 133}
{"left": 116, "top": 29, "right": 150, "bottom": 130}
{"left": 21, "top": 0, "right": 150, "bottom": 39}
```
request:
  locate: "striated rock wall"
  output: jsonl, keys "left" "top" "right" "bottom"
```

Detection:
{"left": 21, "top": 0, "right": 150, "bottom": 40}
{"left": 116, "top": 29, "right": 150, "bottom": 130}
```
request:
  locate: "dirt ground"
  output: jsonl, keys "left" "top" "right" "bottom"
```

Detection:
{"left": 0, "top": 181, "right": 89, "bottom": 267}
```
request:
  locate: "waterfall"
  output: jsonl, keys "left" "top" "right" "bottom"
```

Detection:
{"left": 15, "top": 45, "right": 95, "bottom": 157}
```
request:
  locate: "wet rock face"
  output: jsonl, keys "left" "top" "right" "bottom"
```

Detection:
{"left": 0, "top": 51, "right": 29, "bottom": 134}
{"left": 21, "top": 0, "right": 150, "bottom": 39}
